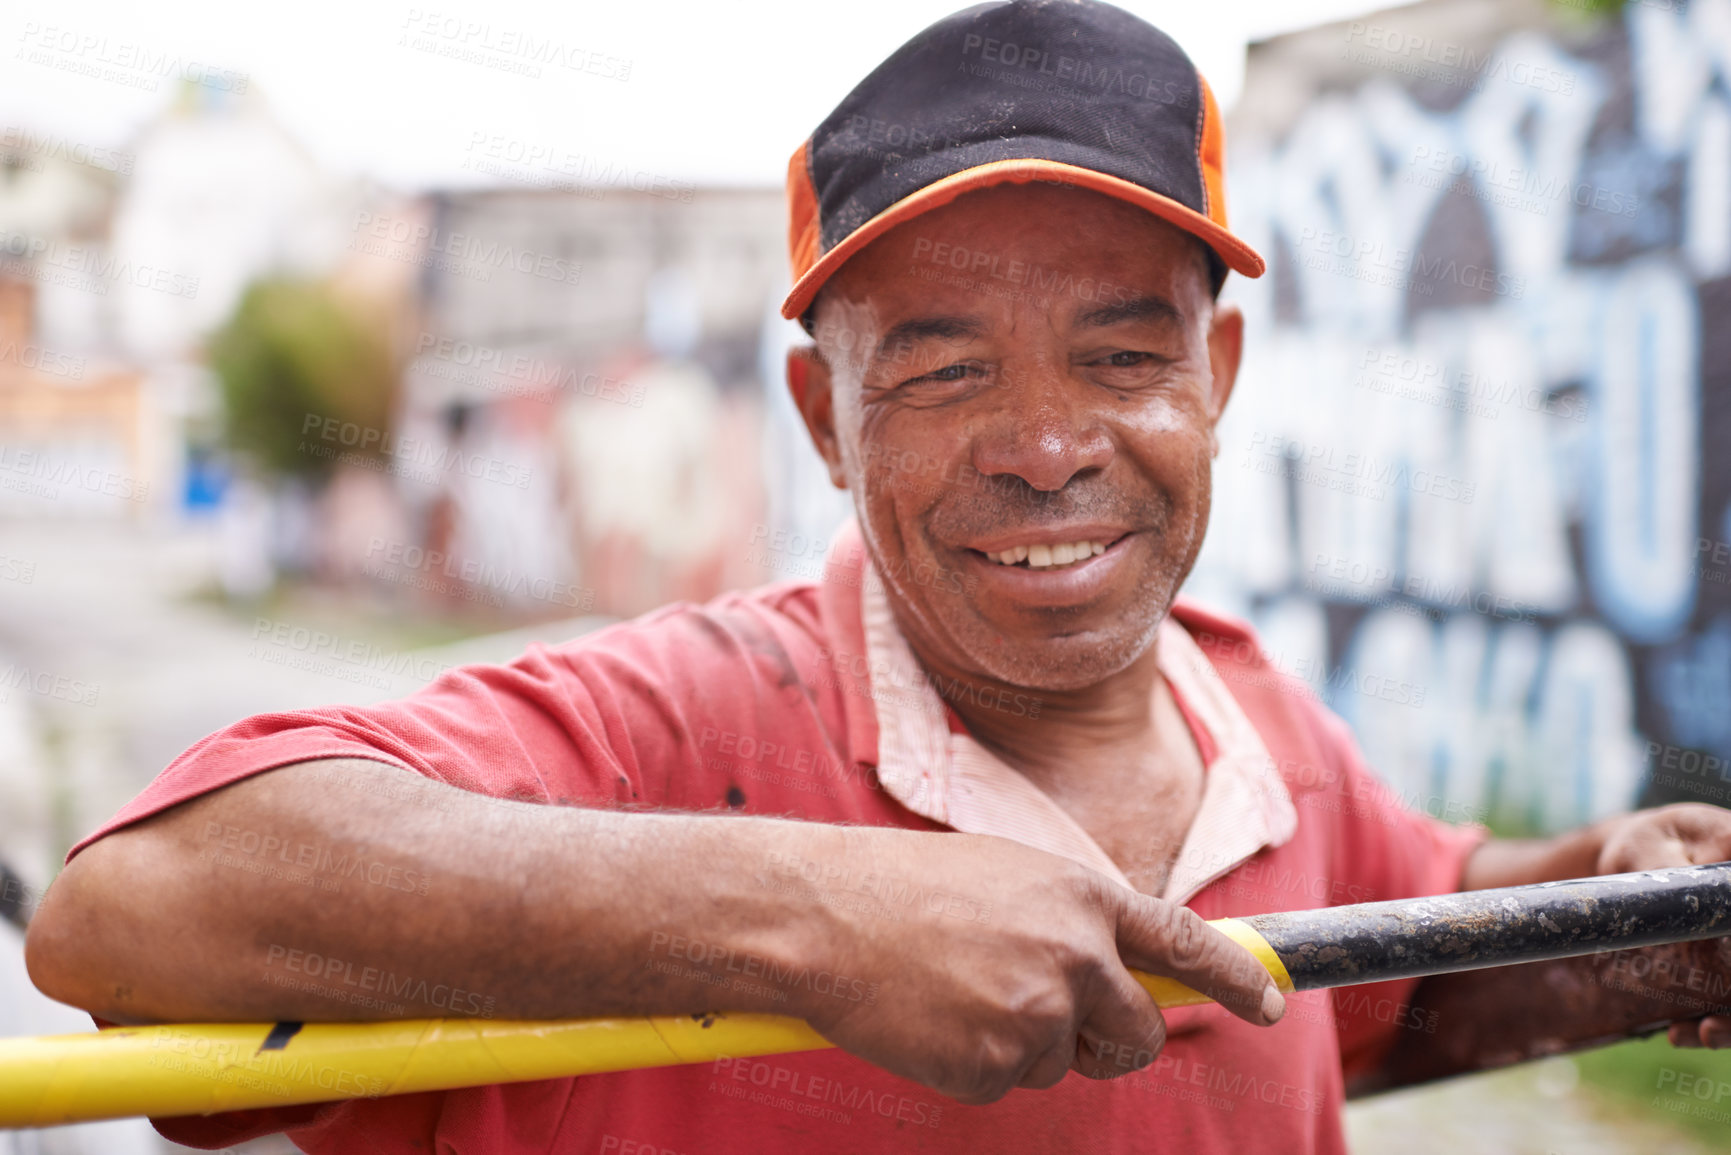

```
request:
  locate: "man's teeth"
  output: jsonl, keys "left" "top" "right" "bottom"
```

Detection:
{"left": 986, "top": 540, "right": 1109, "bottom": 568}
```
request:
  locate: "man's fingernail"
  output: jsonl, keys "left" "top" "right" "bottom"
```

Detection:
{"left": 1262, "top": 986, "right": 1286, "bottom": 1023}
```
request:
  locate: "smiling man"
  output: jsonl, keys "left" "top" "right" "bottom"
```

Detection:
{"left": 24, "top": 2, "right": 1731, "bottom": 1153}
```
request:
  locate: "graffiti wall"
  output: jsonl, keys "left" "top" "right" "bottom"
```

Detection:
{"left": 1194, "top": 1, "right": 1731, "bottom": 831}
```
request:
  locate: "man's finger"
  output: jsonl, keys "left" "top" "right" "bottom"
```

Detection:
{"left": 1114, "top": 894, "right": 1285, "bottom": 1026}
{"left": 1669, "top": 1020, "right": 1703, "bottom": 1047}
{"left": 1016, "top": 1040, "right": 1078, "bottom": 1092}
{"left": 1670, "top": 806, "right": 1731, "bottom": 864}
{"left": 1070, "top": 968, "right": 1167, "bottom": 1081}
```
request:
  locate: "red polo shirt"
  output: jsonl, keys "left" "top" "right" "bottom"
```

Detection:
{"left": 69, "top": 522, "right": 1484, "bottom": 1154}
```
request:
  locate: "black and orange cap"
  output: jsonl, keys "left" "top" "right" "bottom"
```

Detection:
{"left": 780, "top": 0, "right": 1264, "bottom": 324}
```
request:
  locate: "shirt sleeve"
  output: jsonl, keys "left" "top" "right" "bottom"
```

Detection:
{"left": 1302, "top": 705, "right": 1489, "bottom": 1081}
{"left": 61, "top": 592, "right": 837, "bottom": 1148}
{"left": 67, "top": 637, "right": 632, "bottom": 860}
{"left": 66, "top": 591, "right": 835, "bottom": 860}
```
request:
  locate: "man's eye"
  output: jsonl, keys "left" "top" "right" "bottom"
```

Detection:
{"left": 1102, "top": 351, "right": 1153, "bottom": 367}
{"left": 911, "top": 362, "right": 976, "bottom": 384}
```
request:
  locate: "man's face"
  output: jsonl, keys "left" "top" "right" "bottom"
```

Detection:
{"left": 793, "top": 183, "right": 1243, "bottom": 693}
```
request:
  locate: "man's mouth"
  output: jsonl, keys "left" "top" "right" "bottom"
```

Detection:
{"left": 980, "top": 538, "right": 1116, "bottom": 570}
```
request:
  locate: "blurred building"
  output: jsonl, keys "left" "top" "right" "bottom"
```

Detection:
{"left": 1193, "top": 0, "right": 1730, "bottom": 830}
{"left": 0, "top": 126, "right": 149, "bottom": 519}
{"left": 0, "top": 81, "right": 372, "bottom": 527}
{"left": 370, "top": 186, "right": 800, "bottom": 620}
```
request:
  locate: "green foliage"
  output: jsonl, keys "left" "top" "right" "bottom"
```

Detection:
{"left": 208, "top": 278, "right": 396, "bottom": 481}
{"left": 1576, "top": 1033, "right": 1731, "bottom": 1145}
{"left": 1545, "top": 0, "right": 1627, "bottom": 15}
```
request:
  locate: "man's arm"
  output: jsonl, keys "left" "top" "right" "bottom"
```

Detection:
{"left": 25, "top": 757, "right": 1286, "bottom": 1106}
{"left": 1359, "top": 803, "right": 1731, "bottom": 1094}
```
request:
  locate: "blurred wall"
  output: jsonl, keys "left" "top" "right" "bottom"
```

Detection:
{"left": 1193, "top": 0, "right": 1728, "bottom": 830}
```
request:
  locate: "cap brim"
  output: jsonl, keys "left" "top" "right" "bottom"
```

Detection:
{"left": 778, "top": 157, "right": 1264, "bottom": 321}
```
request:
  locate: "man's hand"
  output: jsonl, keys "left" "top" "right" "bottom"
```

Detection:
{"left": 1594, "top": 802, "right": 1731, "bottom": 1049}
{"left": 793, "top": 830, "right": 1286, "bottom": 1105}
{"left": 29, "top": 759, "right": 1285, "bottom": 1108}
{"left": 1367, "top": 801, "right": 1731, "bottom": 1093}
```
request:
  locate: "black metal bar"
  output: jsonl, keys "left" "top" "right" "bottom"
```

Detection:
{"left": 1243, "top": 862, "right": 1731, "bottom": 990}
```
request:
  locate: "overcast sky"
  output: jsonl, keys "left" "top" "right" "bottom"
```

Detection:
{"left": 3, "top": 0, "right": 1417, "bottom": 190}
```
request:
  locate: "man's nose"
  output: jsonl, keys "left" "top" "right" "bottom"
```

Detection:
{"left": 971, "top": 371, "right": 1114, "bottom": 493}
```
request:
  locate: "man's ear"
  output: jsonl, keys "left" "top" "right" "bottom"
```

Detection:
{"left": 787, "top": 345, "right": 848, "bottom": 489}
{"left": 1204, "top": 302, "right": 1244, "bottom": 457}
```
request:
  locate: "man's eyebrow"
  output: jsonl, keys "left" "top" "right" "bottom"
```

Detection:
{"left": 874, "top": 315, "right": 986, "bottom": 359}
{"left": 1074, "top": 295, "right": 1184, "bottom": 330}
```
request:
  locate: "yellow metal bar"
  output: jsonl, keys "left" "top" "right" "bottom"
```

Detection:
{"left": 1133, "top": 917, "right": 1295, "bottom": 1007}
{"left": 0, "top": 918, "right": 1288, "bottom": 1129}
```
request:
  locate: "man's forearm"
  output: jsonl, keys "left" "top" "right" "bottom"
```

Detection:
{"left": 1362, "top": 937, "right": 1731, "bottom": 1092}
{"left": 27, "top": 757, "right": 1293, "bottom": 1106}
{"left": 1458, "top": 824, "right": 1608, "bottom": 892}
{"left": 26, "top": 758, "right": 851, "bottom": 1025}
{"left": 1363, "top": 823, "right": 1725, "bottom": 1093}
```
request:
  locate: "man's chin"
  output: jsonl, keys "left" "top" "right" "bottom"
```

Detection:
{"left": 956, "top": 623, "right": 1157, "bottom": 696}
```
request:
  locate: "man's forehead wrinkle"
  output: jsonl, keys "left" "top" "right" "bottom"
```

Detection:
{"left": 876, "top": 315, "right": 987, "bottom": 359}
{"left": 1075, "top": 294, "right": 1185, "bottom": 331}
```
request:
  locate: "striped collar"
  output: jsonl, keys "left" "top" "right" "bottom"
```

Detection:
{"left": 859, "top": 558, "right": 1296, "bottom": 906}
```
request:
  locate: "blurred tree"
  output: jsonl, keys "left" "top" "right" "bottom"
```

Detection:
{"left": 208, "top": 278, "right": 397, "bottom": 481}
{"left": 1544, "top": 0, "right": 1628, "bottom": 14}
